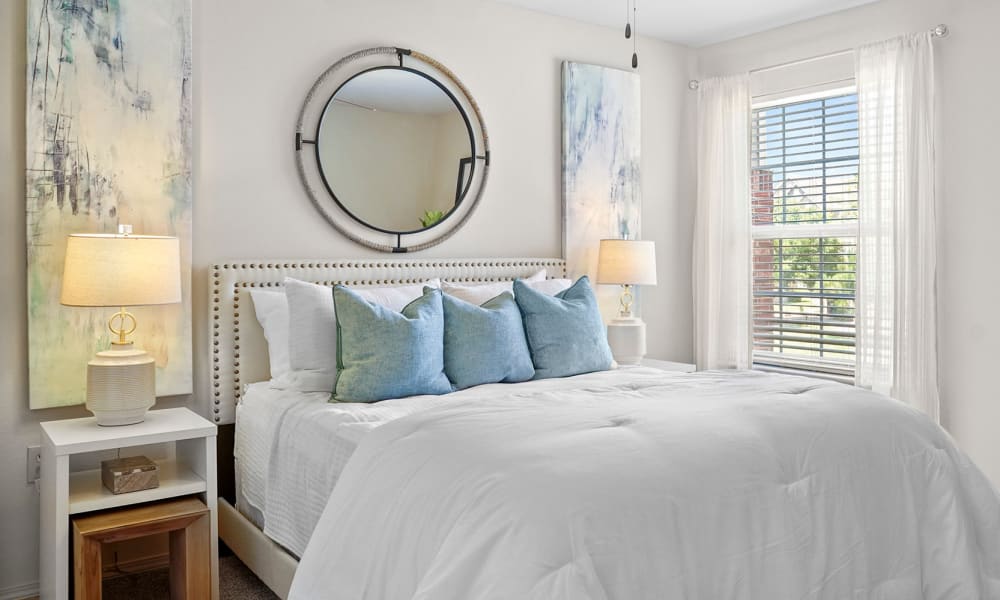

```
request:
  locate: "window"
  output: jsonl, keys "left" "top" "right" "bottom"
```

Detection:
{"left": 751, "top": 91, "right": 858, "bottom": 377}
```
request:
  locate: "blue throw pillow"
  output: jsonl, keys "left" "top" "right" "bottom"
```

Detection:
{"left": 333, "top": 286, "right": 452, "bottom": 402}
{"left": 513, "top": 276, "right": 613, "bottom": 379}
{"left": 437, "top": 290, "right": 535, "bottom": 390}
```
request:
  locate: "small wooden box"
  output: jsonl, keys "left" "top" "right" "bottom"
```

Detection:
{"left": 100, "top": 456, "right": 159, "bottom": 495}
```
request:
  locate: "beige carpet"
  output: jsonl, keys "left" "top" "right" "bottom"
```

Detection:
{"left": 102, "top": 555, "right": 278, "bottom": 600}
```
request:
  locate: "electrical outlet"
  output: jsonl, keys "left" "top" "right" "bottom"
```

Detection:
{"left": 26, "top": 445, "right": 41, "bottom": 483}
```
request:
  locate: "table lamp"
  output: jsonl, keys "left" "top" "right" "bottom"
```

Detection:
{"left": 60, "top": 226, "right": 182, "bottom": 426}
{"left": 597, "top": 239, "right": 657, "bottom": 365}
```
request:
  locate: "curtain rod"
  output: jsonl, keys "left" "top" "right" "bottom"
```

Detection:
{"left": 687, "top": 24, "right": 948, "bottom": 90}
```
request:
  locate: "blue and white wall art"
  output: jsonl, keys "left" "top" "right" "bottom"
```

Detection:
{"left": 26, "top": 0, "right": 193, "bottom": 408}
{"left": 562, "top": 61, "right": 641, "bottom": 320}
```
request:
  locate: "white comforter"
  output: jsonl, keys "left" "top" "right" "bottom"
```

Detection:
{"left": 290, "top": 369, "right": 1000, "bottom": 599}
{"left": 237, "top": 370, "right": 672, "bottom": 555}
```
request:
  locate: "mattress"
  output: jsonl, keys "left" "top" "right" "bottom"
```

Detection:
{"left": 235, "top": 368, "right": 677, "bottom": 557}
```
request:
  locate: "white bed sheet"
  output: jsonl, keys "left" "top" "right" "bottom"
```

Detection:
{"left": 235, "top": 368, "right": 670, "bottom": 557}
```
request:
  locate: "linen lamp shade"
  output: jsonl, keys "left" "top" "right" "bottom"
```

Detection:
{"left": 60, "top": 232, "right": 182, "bottom": 426}
{"left": 596, "top": 239, "right": 657, "bottom": 366}
{"left": 61, "top": 234, "right": 182, "bottom": 307}
{"left": 596, "top": 239, "right": 657, "bottom": 286}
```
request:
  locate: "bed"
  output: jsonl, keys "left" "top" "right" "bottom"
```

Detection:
{"left": 212, "top": 258, "right": 1000, "bottom": 600}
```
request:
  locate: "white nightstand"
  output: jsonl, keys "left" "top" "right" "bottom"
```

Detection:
{"left": 39, "top": 407, "right": 218, "bottom": 600}
{"left": 638, "top": 357, "right": 697, "bottom": 373}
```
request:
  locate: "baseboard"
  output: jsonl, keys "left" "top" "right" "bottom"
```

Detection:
{"left": 0, "top": 580, "right": 39, "bottom": 600}
{"left": 1, "top": 550, "right": 171, "bottom": 600}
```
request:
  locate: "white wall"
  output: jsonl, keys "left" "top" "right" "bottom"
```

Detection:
{"left": 697, "top": 0, "right": 1000, "bottom": 487}
{"left": 0, "top": 0, "right": 695, "bottom": 592}
{"left": 192, "top": 0, "right": 696, "bottom": 367}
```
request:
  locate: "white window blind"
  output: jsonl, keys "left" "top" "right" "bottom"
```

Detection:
{"left": 751, "top": 91, "right": 858, "bottom": 377}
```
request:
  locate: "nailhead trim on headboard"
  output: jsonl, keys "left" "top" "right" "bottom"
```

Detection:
{"left": 208, "top": 258, "right": 566, "bottom": 424}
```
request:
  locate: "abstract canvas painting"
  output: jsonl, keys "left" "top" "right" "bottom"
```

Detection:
{"left": 562, "top": 62, "right": 641, "bottom": 320}
{"left": 26, "top": 0, "right": 193, "bottom": 408}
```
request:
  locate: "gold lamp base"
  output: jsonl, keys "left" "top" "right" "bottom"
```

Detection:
{"left": 617, "top": 284, "right": 635, "bottom": 318}
{"left": 86, "top": 342, "right": 156, "bottom": 426}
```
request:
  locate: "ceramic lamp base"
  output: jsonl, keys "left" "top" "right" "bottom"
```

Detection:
{"left": 86, "top": 343, "right": 156, "bottom": 426}
{"left": 606, "top": 317, "right": 646, "bottom": 366}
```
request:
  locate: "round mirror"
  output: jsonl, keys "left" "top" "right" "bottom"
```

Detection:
{"left": 296, "top": 47, "right": 489, "bottom": 252}
{"left": 317, "top": 68, "right": 475, "bottom": 234}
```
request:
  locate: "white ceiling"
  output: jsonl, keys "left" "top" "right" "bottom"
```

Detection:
{"left": 492, "top": 0, "right": 881, "bottom": 47}
{"left": 337, "top": 69, "right": 458, "bottom": 114}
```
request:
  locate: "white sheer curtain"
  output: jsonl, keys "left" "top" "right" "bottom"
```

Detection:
{"left": 855, "top": 32, "right": 939, "bottom": 421}
{"left": 694, "top": 74, "right": 751, "bottom": 370}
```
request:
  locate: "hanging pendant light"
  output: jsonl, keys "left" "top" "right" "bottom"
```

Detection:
{"left": 631, "top": 0, "right": 638, "bottom": 69}
{"left": 625, "top": 0, "right": 632, "bottom": 39}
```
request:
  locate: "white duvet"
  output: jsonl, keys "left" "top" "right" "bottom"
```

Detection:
{"left": 290, "top": 369, "right": 1000, "bottom": 599}
{"left": 236, "top": 370, "right": 669, "bottom": 555}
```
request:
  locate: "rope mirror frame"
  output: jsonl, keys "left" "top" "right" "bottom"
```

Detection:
{"left": 295, "top": 46, "right": 491, "bottom": 253}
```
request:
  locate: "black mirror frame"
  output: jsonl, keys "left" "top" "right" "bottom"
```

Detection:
{"left": 315, "top": 65, "right": 477, "bottom": 236}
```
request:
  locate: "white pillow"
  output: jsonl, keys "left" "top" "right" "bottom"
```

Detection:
{"left": 249, "top": 289, "right": 290, "bottom": 379}
{"left": 352, "top": 279, "right": 443, "bottom": 312}
{"left": 442, "top": 270, "right": 546, "bottom": 305}
{"left": 283, "top": 278, "right": 337, "bottom": 374}
{"left": 525, "top": 277, "right": 573, "bottom": 296}
{"left": 279, "top": 277, "right": 441, "bottom": 392}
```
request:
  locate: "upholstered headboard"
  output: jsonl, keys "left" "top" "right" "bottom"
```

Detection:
{"left": 208, "top": 258, "right": 566, "bottom": 424}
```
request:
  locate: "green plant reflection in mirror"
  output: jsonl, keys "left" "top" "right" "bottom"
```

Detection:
{"left": 420, "top": 210, "right": 445, "bottom": 228}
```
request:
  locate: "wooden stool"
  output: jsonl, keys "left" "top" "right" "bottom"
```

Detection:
{"left": 72, "top": 497, "right": 210, "bottom": 599}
